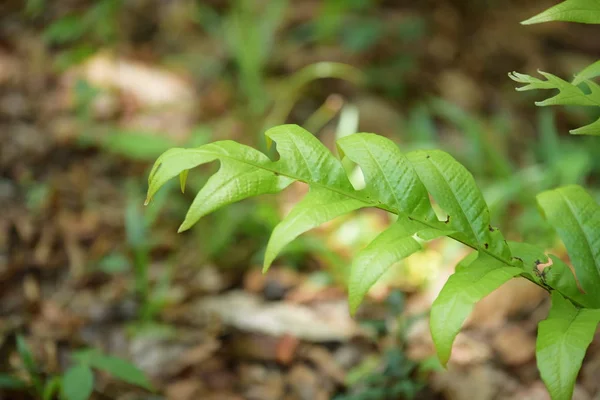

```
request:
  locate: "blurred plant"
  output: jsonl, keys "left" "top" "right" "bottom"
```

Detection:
{"left": 147, "top": 121, "right": 600, "bottom": 400}
{"left": 223, "top": 0, "right": 288, "bottom": 115}
{"left": 40, "top": 0, "right": 121, "bottom": 70}
{"left": 510, "top": 0, "right": 600, "bottom": 135}
{"left": 25, "top": 0, "right": 46, "bottom": 18}
{"left": 124, "top": 180, "right": 180, "bottom": 322}
{"left": 404, "top": 100, "right": 598, "bottom": 246}
{"left": 0, "top": 336, "right": 151, "bottom": 400}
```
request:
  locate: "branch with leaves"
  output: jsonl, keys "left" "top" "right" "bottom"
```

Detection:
{"left": 146, "top": 124, "right": 600, "bottom": 400}
{"left": 510, "top": 0, "right": 600, "bottom": 136}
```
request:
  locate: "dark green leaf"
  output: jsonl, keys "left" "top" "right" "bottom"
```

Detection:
{"left": 0, "top": 374, "right": 28, "bottom": 389}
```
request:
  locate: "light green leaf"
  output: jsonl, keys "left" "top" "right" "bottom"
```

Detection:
{"left": 407, "top": 150, "right": 510, "bottom": 257}
{"left": 264, "top": 186, "right": 365, "bottom": 271}
{"left": 570, "top": 117, "right": 600, "bottom": 136}
{"left": 179, "top": 158, "right": 292, "bottom": 232}
{"left": 146, "top": 142, "right": 293, "bottom": 231}
{"left": 179, "top": 170, "right": 188, "bottom": 193}
{"left": 86, "top": 354, "right": 152, "bottom": 390}
{"left": 508, "top": 241, "right": 548, "bottom": 266}
{"left": 147, "top": 142, "right": 283, "bottom": 204}
{"left": 545, "top": 255, "right": 592, "bottom": 308}
{"left": 348, "top": 215, "right": 450, "bottom": 313}
{"left": 430, "top": 252, "right": 522, "bottom": 366}
{"left": 265, "top": 124, "right": 353, "bottom": 189}
{"left": 509, "top": 70, "right": 600, "bottom": 135}
{"left": 522, "top": 0, "right": 600, "bottom": 25}
{"left": 455, "top": 251, "right": 478, "bottom": 270}
{"left": 537, "top": 185, "right": 600, "bottom": 307}
{"left": 537, "top": 292, "right": 600, "bottom": 400}
{"left": 573, "top": 60, "right": 600, "bottom": 85}
{"left": 336, "top": 133, "right": 433, "bottom": 218}
{"left": 509, "top": 71, "right": 600, "bottom": 107}
{"left": 62, "top": 365, "right": 94, "bottom": 400}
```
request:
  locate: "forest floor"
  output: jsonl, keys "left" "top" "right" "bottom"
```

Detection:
{"left": 1, "top": 1, "right": 600, "bottom": 399}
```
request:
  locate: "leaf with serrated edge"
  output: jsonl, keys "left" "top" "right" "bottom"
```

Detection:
{"left": 62, "top": 365, "right": 94, "bottom": 400}
{"left": 264, "top": 187, "right": 365, "bottom": 271}
{"left": 146, "top": 141, "right": 286, "bottom": 205}
{"left": 407, "top": 150, "right": 510, "bottom": 258}
{"left": 179, "top": 159, "right": 292, "bottom": 232}
{"left": 537, "top": 292, "right": 600, "bottom": 400}
{"left": 430, "top": 252, "right": 522, "bottom": 366}
{"left": 509, "top": 71, "right": 600, "bottom": 107}
{"left": 348, "top": 215, "right": 451, "bottom": 313}
{"left": 537, "top": 185, "right": 600, "bottom": 307}
{"left": 522, "top": 0, "right": 600, "bottom": 25}
{"left": 336, "top": 133, "right": 433, "bottom": 218}
{"left": 265, "top": 124, "right": 354, "bottom": 189}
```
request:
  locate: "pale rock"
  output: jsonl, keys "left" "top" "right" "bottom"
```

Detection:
{"left": 433, "top": 364, "right": 519, "bottom": 400}
{"left": 193, "top": 290, "right": 360, "bottom": 342}
{"left": 448, "top": 332, "right": 492, "bottom": 366}
{"left": 466, "top": 278, "right": 547, "bottom": 331}
{"left": 492, "top": 324, "right": 536, "bottom": 366}
{"left": 438, "top": 70, "right": 483, "bottom": 111}
{"left": 287, "top": 365, "right": 330, "bottom": 400}
{"left": 582, "top": 354, "right": 600, "bottom": 394}
{"left": 75, "top": 53, "right": 195, "bottom": 108}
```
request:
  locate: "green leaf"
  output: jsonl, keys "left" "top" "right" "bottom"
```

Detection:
{"left": 430, "top": 252, "right": 522, "bottom": 366}
{"left": 545, "top": 255, "right": 592, "bottom": 308}
{"left": 100, "top": 130, "right": 178, "bottom": 161}
{"left": 16, "top": 335, "right": 37, "bottom": 376}
{"left": 348, "top": 215, "right": 450, "bottom": 313}
{"left": 336, "top": 133, "right": 433, "bottom": 218}
{"left": 0, "top": 374, "right": 28, "bottom": 389}
{"left": 86, "top": 354, "right": 152, "bottom": 390}
{"left": 537, "top": 185, "right": 600, "bottom": 307}
{"left": 146, "top": 142, "right": 292, "bottom": 230}
{"left": 264, "top": 187, "right": 365, "bottom": 271}
{"left": 570, "top": 117, "right": 600, "bottom": 136}
{"left": 43, "top": 15, "right": 88, "bottom": 44}
{"left": 407, "top": 150, "right": 510, "bottom": 257}
{"left": 43, "top": 376, "right": 62, "bottom": 400}
{"left": 178, "top": 155, "right": 292, "bottom": 232}
{"left": 537, "top": 292, "right": 600, "bottom": 400}
{"left": 62, "top": 365, "right": 94, "bottom": 400}
{"left": 522, "top": 0, "right": 600, "bottom": 25}
{"left": 265, "top": 124, "right": 353, "bottom": 189}
{"left": 509, "top": 70, "right": 600, "bottom": 107}
{"left": 573, "top": 60, "right": 600, "bottom": 85}
{"left": 508, "top": 241, "right": 548, "bottom": 266}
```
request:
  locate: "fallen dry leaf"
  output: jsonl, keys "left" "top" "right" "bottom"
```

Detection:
{"left": 193, "top": 290, "right": 361, "bottom": 342}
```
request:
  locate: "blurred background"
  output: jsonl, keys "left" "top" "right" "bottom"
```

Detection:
{"left": 1, "top": 0, "right": 600, "bottom": 399}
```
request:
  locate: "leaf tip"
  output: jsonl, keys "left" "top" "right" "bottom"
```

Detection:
{"left": 262, "top": 261, "right": 272, "bottom": 274}
{"left": 177, "top": 223, "right": 189, "bottom": 234}
{"left": 520, "top": 17, "right": 535, "bottom": 25}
